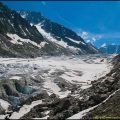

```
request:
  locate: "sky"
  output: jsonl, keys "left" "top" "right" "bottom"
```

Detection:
{"left": 2, "top": 1, "right": 120, "bottom": 47}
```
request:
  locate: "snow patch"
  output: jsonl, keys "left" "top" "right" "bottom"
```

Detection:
{"left": 40, "top": 41, "right": 47, "bottom": 47}
{"left": 68, "top": 105, "right": 97, "bottom": 119}
{"left": 35, "top": 24, "right": 68, "bottom": 47}
{"left": 68, "top": 89, "right": 120, "bottom": 119}
{"left": 10, "top": 100, "right": 42, "bottom": 119}
{"left": 9, "top": 76, "right": 22, "bottom": 80}
{"left": 65, "top": 36, "right": 86, "bottom": 45}
{"left": 21, "top": 14, "right": 26, "bottom": 19}
{"left": 101, "top": 43, "right": 107, "bottom": 48}
{"left": 7, "top": 34, "right": 42, "bottom": 48}
{"left": 35, "top": 24, "right": 80, "bottom": 53}
{"left": 0, "top": 99, "right": 10, "bottom": 111}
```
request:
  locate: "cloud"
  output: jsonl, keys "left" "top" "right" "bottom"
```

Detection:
{"left": 81, "top": 31, "right": 88, "bottom": 39}
{"left": 77, "top": 28, "right": 120, "bottom": 45}
{"left": 77, "top": 30, "right": 102, "bottom": 44}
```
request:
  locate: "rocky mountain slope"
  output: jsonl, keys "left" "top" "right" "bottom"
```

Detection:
{"left": 0, "top": 2, "right": 44, "bottom": 57}
{"left": 0, "top": 2, "right": 99, "bottom": 58}
{"left": 68, "top": 54, "right": 120, "bottom": 119}
{"left": 99, "top": 44, "right": 120, "bottom": 54}
{"left": 0, "top": 3, "right": 80, "bottom": 57}
{"left": 82, "top": 55, "right": 120, "bottom": 119}
{"left": 19, "top": 11, "right": 99, "bottom": 55}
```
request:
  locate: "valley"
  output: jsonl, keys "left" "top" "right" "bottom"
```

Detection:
{"left": 0, "top": 54, "right": 113, "bottom": 119}
{"left": 0, "top": 1, "right": 120, "bottom": 119}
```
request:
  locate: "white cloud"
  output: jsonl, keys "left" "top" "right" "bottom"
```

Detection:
{"left": 86, "top": 40, "right": 90, "bottom": 43}
{"left": 81, "top": 31, "right": 88, "bottom": 38}
{"left": 92, "top": 37, "right": 96, "bottom": 42}
{"left": 77, "top": 28, "right": 120, "bottom": 44}
{"left": 78, "top": 30, "right": 102, "bottom": 45}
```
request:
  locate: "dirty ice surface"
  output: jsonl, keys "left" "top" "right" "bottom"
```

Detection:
{"left": 0, "top": 55, "right": 112, "bottom": 98}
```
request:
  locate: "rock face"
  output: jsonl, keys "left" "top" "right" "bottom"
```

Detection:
{"left": 0, "top": 2, "right": 43, "bottom": 57}
{"left": 19, "top": 11, "right": 99, "bottom": 55}
{"left": 82, "top": 54, "right": 120, "bottom": 118}
{"left": 0, "top": 3, "right": 74, "bottom": 57}
{"left": 21, "top": 96, "right": 81, "bottom": 119}
{"left": 84, "top": 89, "right": 120, "bottom": 119}
{"left": 0, "top": 2, "right": 99, "bottom": 58}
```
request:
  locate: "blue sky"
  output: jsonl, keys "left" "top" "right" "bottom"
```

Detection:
{"left": 2, "top": 1, "right": 120, "bottom": 47}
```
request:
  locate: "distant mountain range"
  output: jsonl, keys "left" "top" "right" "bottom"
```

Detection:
{"left": 99, "top": 44, "right": 120, "bottom": 54}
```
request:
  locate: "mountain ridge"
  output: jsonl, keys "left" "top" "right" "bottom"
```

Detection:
{"left": 99, "top": 44, "right": 120, "bottom": 54}
{"left": 19, "top": 11, "right": 99, "bottom": 55}
{"left": 0, "top": 3, "right": 78, "bottom": 57}
{"left": 0, "top": 2, "right": 99, "bottom": 58}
